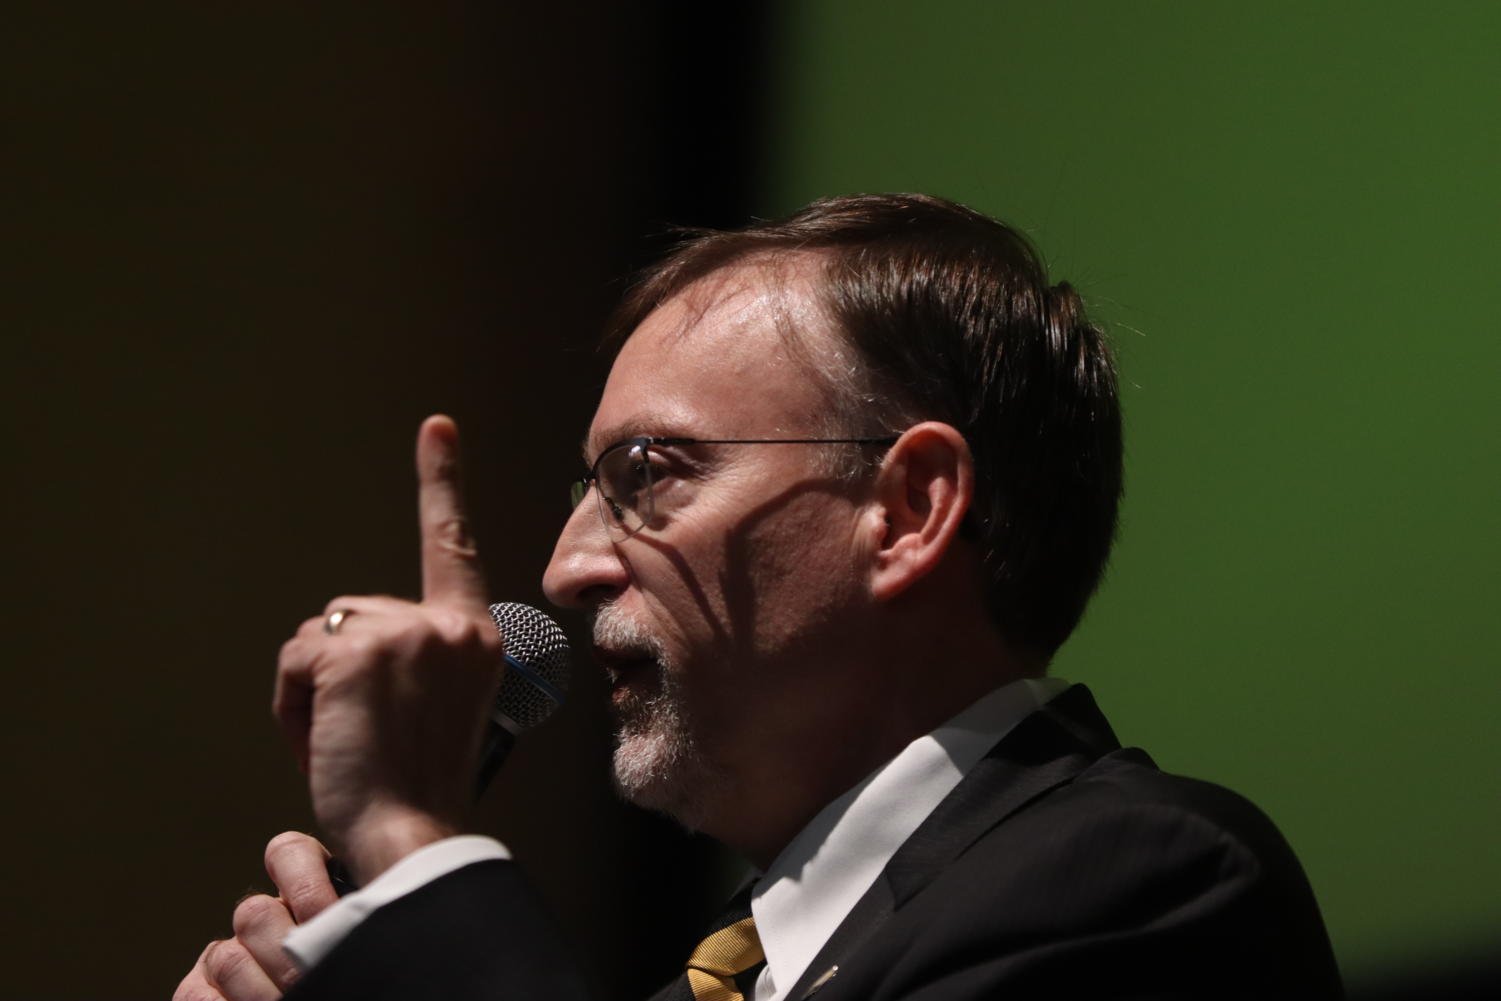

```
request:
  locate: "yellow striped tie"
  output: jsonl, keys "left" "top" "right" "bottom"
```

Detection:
{"left": 686, "top": 914, "right": 764, "bottom": 1001}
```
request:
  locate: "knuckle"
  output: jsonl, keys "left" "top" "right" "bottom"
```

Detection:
{"left": 434, "top": 609, "right": 497, "bottom": 652}
{"left": 380, "top": 616, "right": 443, "bottom": 659}
{"left": 341, "top": 630, "right": 385, "bottom": 661}
{"left": 204, "top": 938, "right": 253, "bottom": 985}
{"left": 281, "top": 871, "right": 334, "bottom": 911}
{"left": 277, "top": 637, "right": 304, "bottom": 670}
{"left": 231, "top": 894, "right": 283, "bottom": 935}
{"left": 393, "top": 613, "right": 434, "bottom": 641}
{"left": 430, "top": 515, "right": 478, "bottom": 556}
{"left": 322, "top": 596, "right": 358, "bottom": 616}
{"left": 427, "top": 608, "right": 472, "bottom": 642}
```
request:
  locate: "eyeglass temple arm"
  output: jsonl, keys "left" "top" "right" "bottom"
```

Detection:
{"left": 648, "top": 435, "right": 900, "bottom": 446}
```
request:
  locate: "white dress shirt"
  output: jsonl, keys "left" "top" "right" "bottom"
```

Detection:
{"left": 284, "top": 677, "right": 1069, "bottom": 994}
{"left": 748, "top": 676, "right": 1068, "bottom": 1001}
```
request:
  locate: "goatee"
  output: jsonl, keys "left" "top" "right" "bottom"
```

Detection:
{"left": 591, "top": 604, "right": 722, "bottom": 830}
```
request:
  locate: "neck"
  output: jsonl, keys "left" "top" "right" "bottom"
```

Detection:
{"left": 700, "top": 606, "right": 1033, "bottom": 868}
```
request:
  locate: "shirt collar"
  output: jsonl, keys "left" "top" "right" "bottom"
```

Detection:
{"left": 750, "top": 677, "right": 1070, "bottom": 1000}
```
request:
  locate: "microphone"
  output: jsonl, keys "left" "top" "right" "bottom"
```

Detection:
{"left": 326, "top": 602, "right": 571, "bottom": 895}
{"left": 476, "top": 602, "right": 571, "bottom": 793}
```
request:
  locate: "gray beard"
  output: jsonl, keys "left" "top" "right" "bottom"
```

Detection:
{"left": 592, "top": 605, "right": 722, "bottom": 830}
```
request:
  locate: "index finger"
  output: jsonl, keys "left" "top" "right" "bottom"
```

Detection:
{"left": 416, "top": 414, "right": 489, "bottom": 605}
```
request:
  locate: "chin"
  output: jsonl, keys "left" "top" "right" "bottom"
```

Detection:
{"left": 611, "top": 714, "right": 721, "bottom": 832}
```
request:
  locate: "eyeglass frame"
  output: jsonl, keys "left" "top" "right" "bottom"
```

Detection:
{"left": 571, "top": 434, "right": 901, "bottom": 539}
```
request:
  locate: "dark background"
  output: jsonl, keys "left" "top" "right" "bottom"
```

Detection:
{"left": 4, "top": 3, "right": 1497, "bottom": 998}
{"left": 4, "top": 4, "right": 765, "bottom": 998}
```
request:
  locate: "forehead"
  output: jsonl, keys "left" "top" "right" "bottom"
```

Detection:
{"left": 587, "top": 259, "right": 839, "bottom": 453}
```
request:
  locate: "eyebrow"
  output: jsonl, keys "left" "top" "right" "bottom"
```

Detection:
{"left": 581, "top": 417, "right": 678, "bottom": 464}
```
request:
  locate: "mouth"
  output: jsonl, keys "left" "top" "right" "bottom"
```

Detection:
{"left": 592, "top": 646, "right": 660, "bottom": 705}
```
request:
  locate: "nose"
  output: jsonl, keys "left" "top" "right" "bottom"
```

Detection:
{"left": 543, "top": 491, "right": 629, "bottom": 609}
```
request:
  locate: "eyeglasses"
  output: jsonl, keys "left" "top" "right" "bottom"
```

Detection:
{"left": 572, "top": 435, "right": 899, "bottom": 540}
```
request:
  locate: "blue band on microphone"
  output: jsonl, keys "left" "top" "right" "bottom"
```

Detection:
{"left": 503, "top": 654, "right": 566, "bottom": 706}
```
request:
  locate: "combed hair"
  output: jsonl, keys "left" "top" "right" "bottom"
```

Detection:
{"left": 609, "top": 193, "right": 1123, "bottom": 658}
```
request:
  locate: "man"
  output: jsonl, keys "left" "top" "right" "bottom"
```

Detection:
{"left": 178, "top": 194, "right": 1342, "bottom": 1000}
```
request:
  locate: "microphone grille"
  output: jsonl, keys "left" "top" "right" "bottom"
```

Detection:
{"left": 488, "top": 602, "right": 571, "bottom": 732}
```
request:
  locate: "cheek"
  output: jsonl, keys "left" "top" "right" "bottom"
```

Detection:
{"left": 732, "top": 496, "right": 863, "bottom": 641}
{"left": 625, "top": 515, "right": 738, "bottom": 652}
{"left": 632, "top": 494, "right": 860, "bottom": 656}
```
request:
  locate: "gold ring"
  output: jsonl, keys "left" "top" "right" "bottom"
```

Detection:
{"left": 324, "top": 609, "right": 354, "bottom": 635}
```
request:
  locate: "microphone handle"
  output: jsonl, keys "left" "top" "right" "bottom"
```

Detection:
{"left": 326, "top": 857, "right": 359, "bottom": 898}
{"left": 474, "top": 717, "right": 518, "bottom": 798}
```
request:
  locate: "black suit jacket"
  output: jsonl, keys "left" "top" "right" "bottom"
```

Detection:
{"left": 287, "top": 686, "right": 1342, "bottom": 1000}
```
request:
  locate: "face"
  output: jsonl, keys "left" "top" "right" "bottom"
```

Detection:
{"left": 542, "top": 261, "right": 875, "bottom": 831}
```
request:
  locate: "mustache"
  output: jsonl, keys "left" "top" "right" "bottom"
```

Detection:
{"left": 589, "top": 603, "right": 668, "bottom": 663}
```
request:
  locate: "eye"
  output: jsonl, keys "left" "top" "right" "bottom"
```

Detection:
{"left": 622, "top": 444, "right": 653, "bottom": 494}
{"left": 598, "top": 440, "right": 664, "bottom": 509}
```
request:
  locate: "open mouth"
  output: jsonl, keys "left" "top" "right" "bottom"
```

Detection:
{"left": 593, "top": 647, "right": 659, "bottom": 703}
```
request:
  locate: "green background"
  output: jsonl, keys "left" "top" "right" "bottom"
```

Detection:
{"left": 765, "top": 1, "right": 1499, "bottom": 981}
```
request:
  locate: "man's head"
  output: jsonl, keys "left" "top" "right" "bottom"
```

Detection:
{"left": 543, "top": 194, "right": 1122, "bottom": 855}
{"left": 608, "top": 193, "right": 1123, "bottom": 659}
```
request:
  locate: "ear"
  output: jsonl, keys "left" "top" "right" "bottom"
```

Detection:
{"left": 864, "top": 422, "right": 974, "bottom": 603}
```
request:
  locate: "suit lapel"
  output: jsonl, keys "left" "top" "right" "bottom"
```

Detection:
{"left": 781, "top": 684, "right": 1123, "bottom": 1000}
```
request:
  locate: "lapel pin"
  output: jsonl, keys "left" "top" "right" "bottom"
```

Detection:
{"left": 800, "top": 964, "right": 839, "bottom": 998}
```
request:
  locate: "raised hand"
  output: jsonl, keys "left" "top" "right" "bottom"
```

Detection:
{"left": 273, "top": 415, "right": 505, "bottom": 883}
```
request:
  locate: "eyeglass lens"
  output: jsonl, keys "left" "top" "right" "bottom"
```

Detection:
{"left": 594, "top": 439, "right": 653, "bottom": 538}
